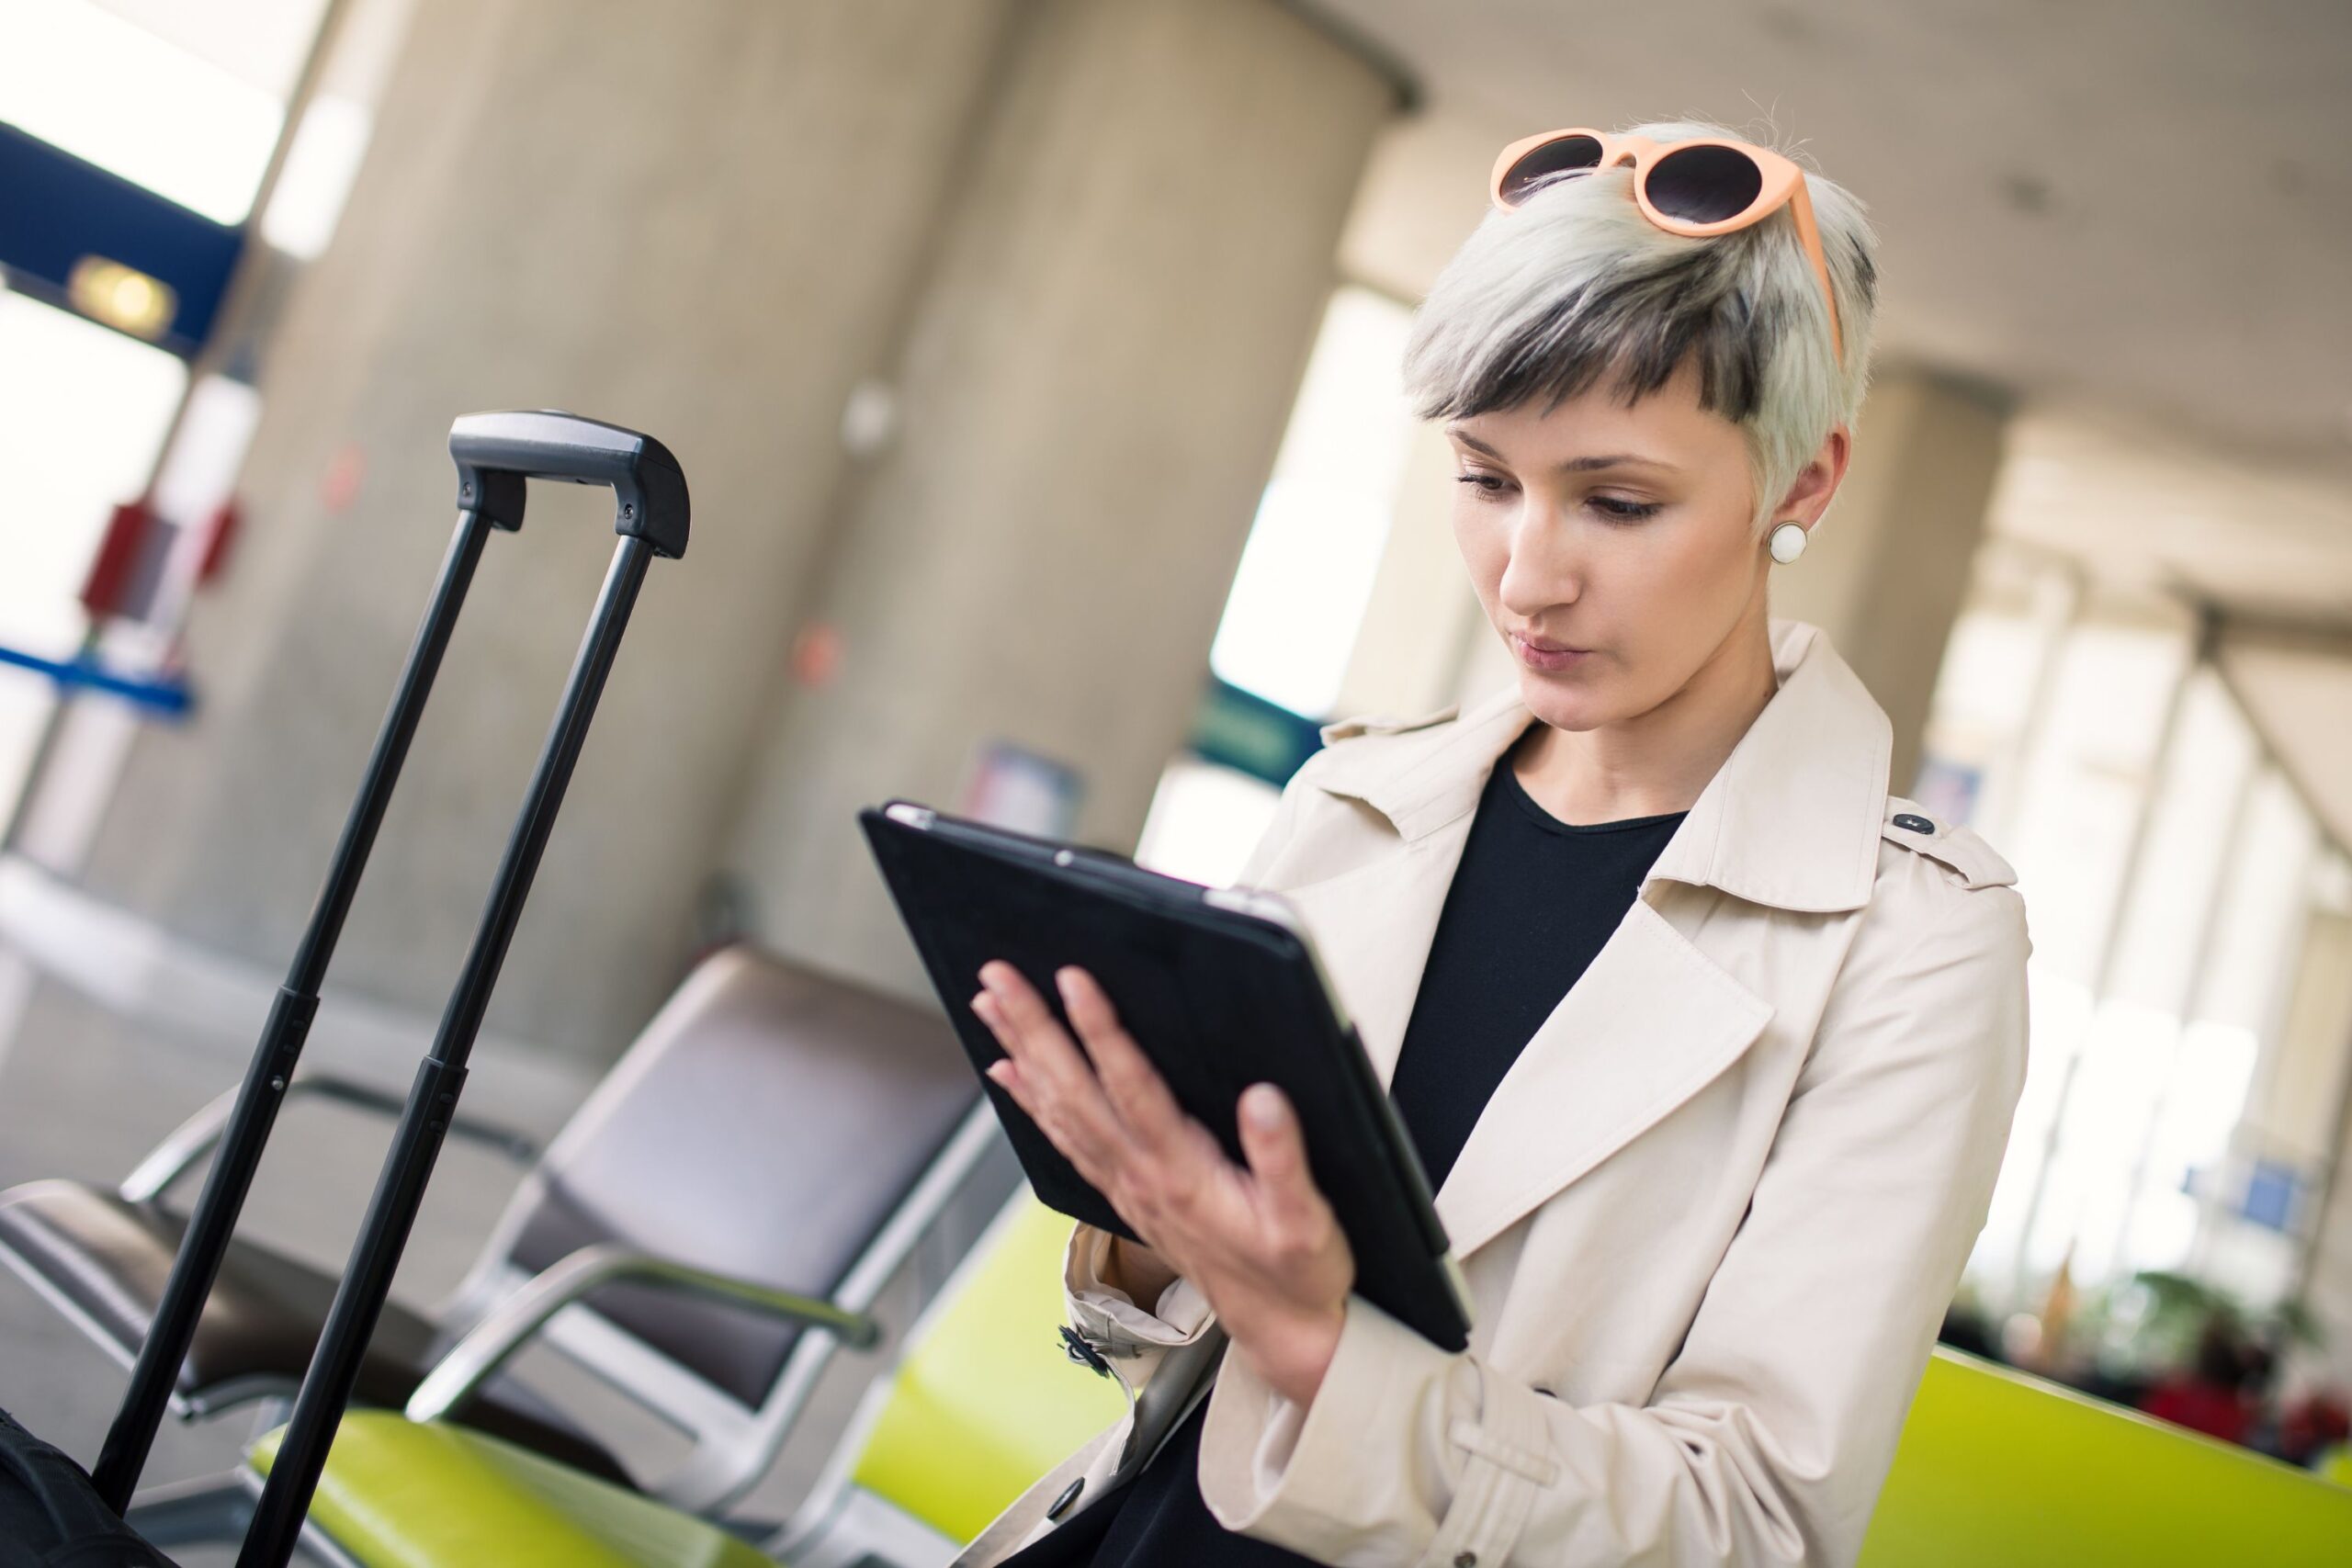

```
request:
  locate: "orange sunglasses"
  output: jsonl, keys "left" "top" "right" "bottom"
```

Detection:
{"left": 1490, "top": 127, "right": 1844, "bottom": 363}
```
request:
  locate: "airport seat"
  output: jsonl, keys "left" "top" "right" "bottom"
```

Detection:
{"left": 232, "top": 1196, "right": 2352, "bottom": 1568}
{"left": 0, "top": 944, "right": 994, "bottom": 1545}
{"left": 1858, "top": 1348, "right": 2352, "bottom": 1566}
{"left": 247, "top": 1416, "right": 774, "bottom": 1568}
{"left": 235, "top": 1191, "right": 1121, "bottom": 1568}
{"left": 2321, "top": 1441, "right": 2352, "bottom": 1489}
{"left": 772, "top": 1191, "right": 1127, "bottom": 1563}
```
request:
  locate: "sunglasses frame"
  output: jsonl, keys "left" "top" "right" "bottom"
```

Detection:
{"left": 1490, "top": 127, "right": 1844, "bottom": 364}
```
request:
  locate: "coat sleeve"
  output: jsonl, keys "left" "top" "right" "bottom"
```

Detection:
{"left": 1061, "top": 746, "right": 1334, "bottom": 1367}
{"left": 1193, "top": 881, "right": 2034, "bottom": 1568}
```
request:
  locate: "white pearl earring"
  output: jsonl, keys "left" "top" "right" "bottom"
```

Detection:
{"left": 1769, "top": 520, "right": 1808, "bottom": 564}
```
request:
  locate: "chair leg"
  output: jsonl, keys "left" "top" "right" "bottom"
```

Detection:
{"left": 125, "top": 1470, "right": 257, "bottom": 1549}
{"left": 128, "top": 1468, "right": 359, "bottom": 1567}
{"left": 775, "top": 1486, "right": 962, "bottom": 1568}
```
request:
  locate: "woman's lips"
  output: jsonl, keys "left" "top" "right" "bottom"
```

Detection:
{"left": 1511, "top": 631, "right": 1592, "bottom": 671}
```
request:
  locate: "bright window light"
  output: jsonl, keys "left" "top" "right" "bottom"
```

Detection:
{"left": 0, "top": 0, "right": 284, "bottom": 223}
{"left": 261, "top": 94, "right": 369, "bottom": 258}
{"left": 1133, "top": 757, "right": 1282, "bottom": 889}
{"left": 152, "top": 372, "right": 262, "bottom": 527}
{"left": 0, "top": 281, "right": 185, "bottom": 820}
{"left": 0, "top": 287, "right": 187, "bottom": 647}
{"left": 94, "top": 0, "right": 334, "bottom": 101}
{"left": 1973, "top": 970, "right": 2092, "bottom": 1281}
{"left": 2124, "top": 1019, "right": 2257, "bottom": 1272}
{"left": 2044, "top": 996, "right": 2177, "bottom": 1283}
{"left": 1209, "top": 287, "right": 1416, "bottom": 718}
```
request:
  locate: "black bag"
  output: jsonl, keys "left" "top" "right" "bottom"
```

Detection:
{"left": 0, "top": 1408, "right": 174, "bottom": 1567}
{"left": 0, "top": 412, "right": 688, "bottom": 1568}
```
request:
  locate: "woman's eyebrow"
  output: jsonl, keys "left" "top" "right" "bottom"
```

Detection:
{"left": 1446, "top": 428, "right": 1680, "bottom": 473}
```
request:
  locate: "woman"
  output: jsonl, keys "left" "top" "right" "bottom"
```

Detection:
{"left": 956, "top": 118, "right": 2032, "bottom": 1567}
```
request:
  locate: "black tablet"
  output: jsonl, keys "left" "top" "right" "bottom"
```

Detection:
{"left": 859, "top": 799, "right": 1472, "bottom": 1352}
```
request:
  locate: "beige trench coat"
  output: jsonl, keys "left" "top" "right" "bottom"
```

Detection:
{"left": 954, "top": 617, "right": 2032, "bottom": 1568}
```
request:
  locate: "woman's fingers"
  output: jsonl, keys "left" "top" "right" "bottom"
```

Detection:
{"left": 971, "top": 964, "right": 1126, "bottom": 1173}
{"left": 1056, "top": 967, "right": 1191, "bottom": 1156}
{"left": 1237, "top": 1082, "right": 1326, "bottom": 1239}
{"left": 982, "top": 1055, "right": 1026, "bottom": 1103}
{"left": 985, "top": 1056, "right": 1123, "bottom": 1192}
{"left": 975, "top": 963, "right": 1308, "bottom": 1265}
{"left": 977, "top": 962, "right": 1114, "bottom": 1116}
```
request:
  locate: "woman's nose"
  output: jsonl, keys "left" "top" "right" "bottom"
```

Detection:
{"left": 1497, "top": 509, "right": 1579, "bottom": 615}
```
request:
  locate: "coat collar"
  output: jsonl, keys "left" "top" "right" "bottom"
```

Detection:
{"left": 1308, "top": 616, "right": 1893, "bottom": 915}
{"left": 1279, "top": 619, "right": 1894, "bottom": 1261}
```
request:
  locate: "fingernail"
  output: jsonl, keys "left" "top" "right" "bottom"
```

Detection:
{"left": 1056, "top": 968, "right": 1079, "bottom": 1003}
{"left": 1246, "top": 1085, "right": 1283, "bottom": 1128}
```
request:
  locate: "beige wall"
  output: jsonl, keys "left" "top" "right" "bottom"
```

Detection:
{"left": 79, "top": 0, "right": 1396, "bottom": 1058}
{"left": 724, "top": 0, "right": 1399, "bottom": 996}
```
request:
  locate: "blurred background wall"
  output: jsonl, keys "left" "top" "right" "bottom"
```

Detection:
{"left": 4, "top": 0, "right": 2351, "bottom": 1478}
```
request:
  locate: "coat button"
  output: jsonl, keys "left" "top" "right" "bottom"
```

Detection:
{"left": 1453, "top": 1554, "right": 1477, "bottom": 1567}
{"left": 1892, "top": 812, "right": 1936, "bottom": 834}
{"left": 1047, "top": 1477, "right": 1085, "bottom": 1519}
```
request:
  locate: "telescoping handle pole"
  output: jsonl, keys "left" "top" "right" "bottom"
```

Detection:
{"left": 236, "top": 413, "right": 687, "bottom": 1568}
{"left": 91, "top": 508, "right": 498, "bottom": 1511}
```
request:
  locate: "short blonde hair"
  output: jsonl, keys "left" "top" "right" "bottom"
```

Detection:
{"left": 1400, "top": 118, "right": 1880, "bottom": 538}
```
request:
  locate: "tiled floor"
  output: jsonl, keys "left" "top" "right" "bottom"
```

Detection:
{"left": 0, "top": 965, "right": 1020, "bottom": 1562}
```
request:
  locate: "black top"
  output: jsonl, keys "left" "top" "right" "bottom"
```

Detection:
{"left": 1001, "top": 747, "right": 1687, "bottom": 1567}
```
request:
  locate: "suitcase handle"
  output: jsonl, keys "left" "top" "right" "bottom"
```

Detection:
{"left": 449, "top": 409, "right": 690, "bottom": 558}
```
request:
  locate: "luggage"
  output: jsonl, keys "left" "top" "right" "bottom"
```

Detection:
{"left": 0, "top": 411, "right": 689, "bottom": 1568}
{"left": 0, "top": 1407, "right": 175, "bottom": 1566}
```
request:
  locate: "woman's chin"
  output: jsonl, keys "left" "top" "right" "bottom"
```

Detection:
{"left": 1517, "top": 673, "right": 1608, "bottom": 732}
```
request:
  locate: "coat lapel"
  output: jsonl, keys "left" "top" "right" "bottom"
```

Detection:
{"left": 1431, "top": 896, "right": 1774, "bottom": 1257}
{"left": 1278, "top": 617, "right": 1891, "bottom": 1265}
{"left": 1278, "top": 828, "right": 1470, "bottom": 1090}
{"left": 1280, "top": 822, "right": 1776, "bottom": 1260}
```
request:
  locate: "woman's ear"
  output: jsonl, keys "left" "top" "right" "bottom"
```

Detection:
{"left": 1774, "top": 423, "right": 1852, "bottom": 525}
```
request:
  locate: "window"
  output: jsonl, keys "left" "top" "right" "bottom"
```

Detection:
{"left": 1135, "top": 285, "right": 1419, "bottom": 882}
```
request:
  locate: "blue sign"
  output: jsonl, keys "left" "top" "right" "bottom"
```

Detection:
{"left": 0, "top": 120, "right": 243, "bottom": 355}
{"left": 1190, "top": 675, "right": 1326, "bottom": 787}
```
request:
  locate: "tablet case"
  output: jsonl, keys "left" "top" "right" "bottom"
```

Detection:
{"left": 860, "top": 800, "right": 1471, "bottom": 1352}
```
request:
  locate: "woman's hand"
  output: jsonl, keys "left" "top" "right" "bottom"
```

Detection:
{"left": 970, "top": 959, "right": 1353, "bottom": 1407}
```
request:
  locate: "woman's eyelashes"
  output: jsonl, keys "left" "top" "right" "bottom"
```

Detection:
{"left": 1453, "top": 472, "right": 1662, "bottom": 523}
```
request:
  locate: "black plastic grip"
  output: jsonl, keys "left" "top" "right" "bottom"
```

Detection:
{"left": 448, "top": 409, "right": 690, "bottom": 558}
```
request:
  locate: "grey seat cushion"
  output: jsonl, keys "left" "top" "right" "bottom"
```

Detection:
{"left": 0, "top": 1179, "right": 630, "bottom": 1488}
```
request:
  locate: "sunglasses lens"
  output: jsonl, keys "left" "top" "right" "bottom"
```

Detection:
{"left": 1500, "top": 134, "right": 1604, "bottom": 204}
{"left": 1645, "top": 145, "right": 1765, "bottom": 223}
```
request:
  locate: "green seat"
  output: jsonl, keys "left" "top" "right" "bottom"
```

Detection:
{"left": 253, "top": 1201, "right": 2352, "bottom": 1566}
{"left": 248, "top": 1416, "right": 772, "bottom": 1568}
{"left": 243, "top": 1192, "right": 1123, "bottom": 1568}
{"left": 2319, "top": 1442, "right": 2352, "bottom": 1491}
{"left": 836, "top": 1192, "right": 1127, "bottom": 1542}
{"left": 1859, "top": 1348, "right": 2352, "bottom": 1567}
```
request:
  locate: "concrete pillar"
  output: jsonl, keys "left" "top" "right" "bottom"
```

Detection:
{"left": 1330, "top": 418, "right": 1488, "bottom": 722}
{"left": 2276, "top": 903, "right": 2352, "bottom": 1383}
{"left": 724, "top": 0, "right": 1401, "bottom": 994}
{"left": 78, "top": 0, "right": 1029, "bottom": 1060}
{"left": 1770, "top": 365, "right": 2014, "bottom": 795}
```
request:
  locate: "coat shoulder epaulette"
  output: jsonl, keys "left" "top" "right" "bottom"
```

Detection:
{"left": 1879, "top": 796, "right": 2018, "bottom": 891}
{"left": 1317, "top": 702, "right": 1462, "bottom": 747}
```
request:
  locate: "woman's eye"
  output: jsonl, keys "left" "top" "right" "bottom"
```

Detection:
{"left": 1456, "top": 473, "right": 1659, "bottom": 523}
{"left": 1589, "top": 494, "right": 1662, "bottom": 523}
